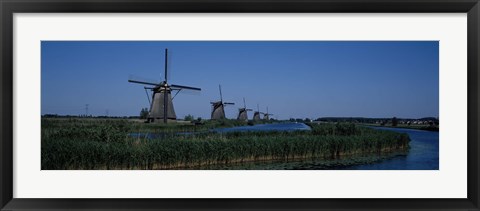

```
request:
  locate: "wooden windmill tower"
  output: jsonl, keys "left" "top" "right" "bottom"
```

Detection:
{"left": 237, "top": 97, "right": 252, "bottom": 121}
{"left": 263, "top": 106, "right": 273, "bottom": 120}
{"left": 211, "top": 85, "right": 234, "bottom": 120}
{"left": 128, "top": 49, "right": 201, "bottom": 123}
{"left": 253, "top": 104, "right": 264, "bottom": 121}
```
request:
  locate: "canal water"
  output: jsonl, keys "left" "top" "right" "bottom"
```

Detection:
{"left": 337, "top": 126, "right": 439, "bottom": 170}
{"left": 129, "top": 122, "right": 311, "bottom": 138}
{"left": 212, "top": 122, "right": 311, "bottom": 133}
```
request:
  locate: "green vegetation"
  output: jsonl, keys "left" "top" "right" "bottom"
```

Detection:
{"left": 315, "top": 117, "right": 439, "bottom": 132}
{"left": 41, "top": 118, "right": 410, "bottom": 170}
{"left": 139, "top": 108, "right": 149, "bottom": 119}
{"left": 184, "top": 114, "right": 195, "bottom": 121}
{"left": 392, "top": 117, "right": 398, "bottom": 127}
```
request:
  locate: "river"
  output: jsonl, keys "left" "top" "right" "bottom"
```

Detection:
{"left": 212, "top": 122, "right": 311, "bottom": 133}
{"left": 336, "top": 126, "right": 439, "bottom": 170}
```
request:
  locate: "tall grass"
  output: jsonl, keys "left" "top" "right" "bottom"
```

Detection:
{"left": 41, "top": 118, "right": 410, "bottom": 170}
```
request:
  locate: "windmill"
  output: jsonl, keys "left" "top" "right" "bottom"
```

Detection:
{"left": 253, "top": 104, "right": 264, "bottom": 121}
{"left": 211, "top": 85, "right": 234, "bottom": 120}
{"left": 263, "top": 106, "right": 274, "bottom": 120}
{"left": 237, "top": 97, "right": 252, "bottom": 121}
{"left": 128, "top": 49, "right": 201, "bottom": 123}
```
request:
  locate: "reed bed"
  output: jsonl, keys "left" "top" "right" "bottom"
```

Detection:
{"left": 41, "top": 118, "right": 410, "bottom": 170}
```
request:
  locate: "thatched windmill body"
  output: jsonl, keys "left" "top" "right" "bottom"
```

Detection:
{"left": 253, "top": 104, "right": 264, "bottom": 121}
{"left": 237, "top": 98, "right": 252, "bottom": 121}
{"left": 128, "top": 49, "right": 201, "bottom": 123}
{"left": 211, "top": 85, "right": 234, "bottom": 120}
{"left": 263, "top": 106, "right": 274, "bottom": 120}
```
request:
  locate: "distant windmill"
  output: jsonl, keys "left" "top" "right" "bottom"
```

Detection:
{"left": 253, "top": 104, "right": 264, "bottom": 121}
{"left": 237, "top": 97, "right": 253, "bottom": 121}
{"left": 211, "top": 85, "right": 234, "bottom": 120}
{"left": 128, "top": 49, "right": 201, "bottom": 123}
{"left": 263, "top": 106, "right": 273, "bottom": 120}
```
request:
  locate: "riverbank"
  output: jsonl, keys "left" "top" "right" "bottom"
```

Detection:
{"left": 359, "top": 123, "right": 439, "bottom": 132}
{"left": 41, "top": 118, "right": 411, "bottom": 170}
{"left": 189, "top": 150, "right": 409, "bottom": 170}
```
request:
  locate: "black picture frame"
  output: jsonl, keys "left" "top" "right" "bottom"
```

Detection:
{"left": 1, "top": 0, "right": 479, "bottom": 210}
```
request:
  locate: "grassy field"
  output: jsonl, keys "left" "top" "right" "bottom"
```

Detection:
{"left": 41, "top": 118, "right": 410, "bottom": 170}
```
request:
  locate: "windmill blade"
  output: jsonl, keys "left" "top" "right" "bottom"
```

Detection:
{"left": 219, "top": 85, "right": 223, "bottom": 102}
{"left": 246, "top": 109, "right": 253, "bottom": 111}
{"left": 224, "top": 102, "right": 235, "bottom": 105}
{"left": 164, "top": 87, "right": 168, "bottom": 123}
{"left": 171, "top": 89, "right": 181, "bottom": 101}
{"left": 164, "top": 48, "right": 168, "bottom": 83}
{"left": 129, "top": 74, "right": 161, "bottom": 85}
{"left": 170, "top": 84, "right": 201, "bottom": 91}
{"left": 144, "top": 88, "right": 151, "bottom": 105}
{"left": 162, "top": 49, "right": 169, "bottom": 124}
{"left": 243, "top": 97, "right": 246, "bottom": 108}
{"left": 128, "top": 79, "right": 160, "bottom": 86}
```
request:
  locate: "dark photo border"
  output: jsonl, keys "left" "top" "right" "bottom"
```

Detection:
{"left": 1, "top": 0, "right": 479, "bottom": 210}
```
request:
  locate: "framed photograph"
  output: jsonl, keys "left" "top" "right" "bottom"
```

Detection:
{"left": 1, "top": 0, "right": 479, "bottom": 210}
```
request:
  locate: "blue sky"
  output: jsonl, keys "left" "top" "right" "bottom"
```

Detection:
{"left": 41, "top": 41, "right": 439, "bottom": 120}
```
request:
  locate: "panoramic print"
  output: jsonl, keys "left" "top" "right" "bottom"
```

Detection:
{"left": 41, "top": 41, "right": 439, "bottom": 170}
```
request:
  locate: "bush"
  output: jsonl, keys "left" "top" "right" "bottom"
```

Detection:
{"left": 184, "top": 114, "right": 194, "bottom": 121}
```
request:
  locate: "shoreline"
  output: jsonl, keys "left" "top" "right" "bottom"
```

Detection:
{"left": 58, "top": 146, "right": 409, "bottom": 170}
{"left": 360, "top": 123, "right": 439, "bottom": 132}
{"left": 158, "top": 147, "right": 409, "bottom": 170}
